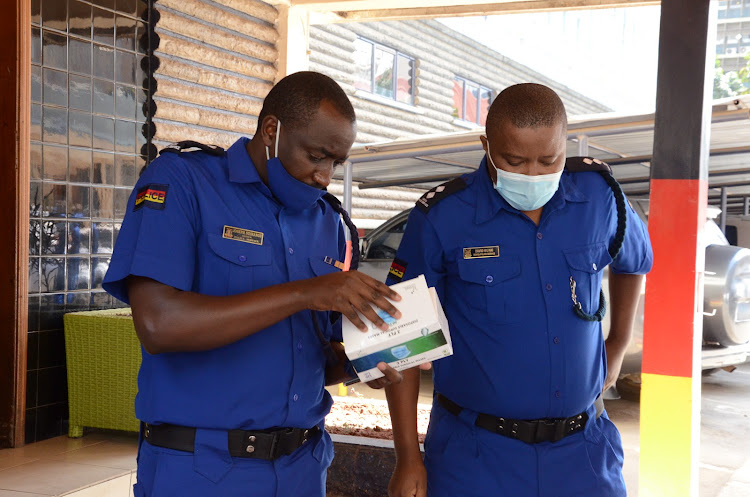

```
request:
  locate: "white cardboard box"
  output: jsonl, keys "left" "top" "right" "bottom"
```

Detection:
{"left": 342, "top": 275, "right": 452, "bottom": 381}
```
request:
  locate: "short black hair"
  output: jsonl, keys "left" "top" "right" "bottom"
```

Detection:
{"left": 258, "top": 71, "right": 356, "bottom": 130}
{"left": 486, "top": 83, "right": 567, "bottom": 133}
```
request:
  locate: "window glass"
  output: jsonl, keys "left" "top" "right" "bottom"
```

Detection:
{"left": 454, "top": 77, "right": 491, "bottom": 125}
{"left": 353, "top": 38, "right": 372, "bottom": 92}
{"left": 465, "top": 82, "right": 479, "bottom": 124}
{"left": 374, "top": 47, "right": 395, "bottom": 99}
{"left": 396, "top": 55, "right": 413, "bottom": 105}
{"left": 479, "top": 88, "right": 492, "bottom": 126}
{"left": 452, "top": 78, "right": 464, "bottom": 120}
{"left": 354, "top": 38, "right": 415, "bottom": 105}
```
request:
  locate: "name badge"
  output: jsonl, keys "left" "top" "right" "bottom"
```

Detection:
{"left": 222, "top": 225, "right": 263, "bottom": 245}
{"left": 463, "top": 246, "right": 500, "bottom": 259}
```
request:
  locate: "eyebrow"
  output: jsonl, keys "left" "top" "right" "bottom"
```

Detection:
{"left": 503, "top": 153, "right": 560, "bottom": 160}
{"left": 321, "top": 147, "right": 349, "bottom": 161}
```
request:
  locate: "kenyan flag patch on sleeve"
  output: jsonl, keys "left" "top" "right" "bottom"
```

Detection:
{"left": 388, "top": 258, "right": 408, "bottom": 282}
{"left": 134, "top": 184, "right": 169, "bottom": 211}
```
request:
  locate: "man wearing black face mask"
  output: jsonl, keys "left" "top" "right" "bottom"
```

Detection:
{"left": 102, "top": 72, "right": 411, "bottom": 497}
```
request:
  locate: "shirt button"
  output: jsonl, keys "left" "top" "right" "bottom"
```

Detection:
{"left": 486, "top": 275, "right": 494, "bottom": 283}
{"left": 238, "top": 255, "right": 246, "bottom": 262}
{"left": 546, "top": 283, "right": 552, "bottom": 291}
{"left": 288, "top": 247, "right": 294, "bottom": 255}
{"left": 553, "top": 336, "right": 560, "bottom": 344}
{"left": 592, "top": 263, "right": 598, "bottom": 270}
{"left": 555, "top": 391, "right": 561, "bottom": 398}
{"left": 297, "top": 341, "right": 302, "bottom": 350}
{"left": 537, "top": 232, "right": 543, "bottom": 240}
{"left": 293, "top": 394, "right": 299, "bottom": 402}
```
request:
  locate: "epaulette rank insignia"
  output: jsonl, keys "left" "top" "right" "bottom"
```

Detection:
{"left": 160, "top": 140, "right": 226, "bottom": 157}
{"left": 416, "top": 177, "right": 467, "bottom": 213}
{"left": 565, "top": 156, "right": 612, "bottom": 174}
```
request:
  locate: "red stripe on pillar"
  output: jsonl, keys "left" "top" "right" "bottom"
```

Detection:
{"left": 642, "top": 178, "right": 707, "bottom": 378}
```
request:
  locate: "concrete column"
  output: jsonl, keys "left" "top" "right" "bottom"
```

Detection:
{"left": 640, "top": 1, "right": 716, "bottom": 496}
{"left": 276, "top": 5, "right": 311, "bottom": 79}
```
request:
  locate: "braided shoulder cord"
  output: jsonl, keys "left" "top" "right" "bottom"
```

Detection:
{"left": 316, "top": 193, "right": 362, "bottom": 372}
{"left": 323, "top": 192, "right": 360, "bottom": 271}
{"left": 572, "top": 168, "right": 628, "bottom": 322}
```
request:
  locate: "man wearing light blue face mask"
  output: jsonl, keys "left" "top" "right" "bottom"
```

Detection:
{"left": 102, "top": 72, "right": 412, "bottom": 497}
{"left": 386, "top": 83, "right": 653, "bottom": 497}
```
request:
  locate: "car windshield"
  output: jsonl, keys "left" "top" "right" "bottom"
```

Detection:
{"left": 365, "top": 216, "right": 408, "bottom": 260}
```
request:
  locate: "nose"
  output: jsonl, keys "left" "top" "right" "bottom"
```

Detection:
{"left": 313, "top": 162, "right": 335, "bottom": 188}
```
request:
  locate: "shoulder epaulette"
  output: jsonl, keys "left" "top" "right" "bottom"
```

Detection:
{"left": 565, "top": 156, "right": 612, "bottom": 174}
{"left": 415, "top": 177, "right": 467, "bottom": 213}
{"left": 160, "top": 140, "right": 226, "bottom": 157}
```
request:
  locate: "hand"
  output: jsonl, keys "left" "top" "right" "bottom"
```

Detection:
{"left": 303, "top": 271, "right": 402, "bottom": 331}
{"left": 366, "top": 362, "right": 433, "bottom": 390}
{"left": 603, "top": 339, "right": 625, "bottom": 392}
{"left": 388, "top": 459, "right": 427, "bottom": 497}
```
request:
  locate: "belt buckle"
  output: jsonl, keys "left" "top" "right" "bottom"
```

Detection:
{"left": 534, "top": 419, "right": 557, "bottom": 443}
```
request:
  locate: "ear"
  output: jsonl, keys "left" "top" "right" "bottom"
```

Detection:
{"left": 260, "top": 115, "right": 279, "bottom": 148}
{"left": 479, "top": 134, "right": 488, "bottom": 153}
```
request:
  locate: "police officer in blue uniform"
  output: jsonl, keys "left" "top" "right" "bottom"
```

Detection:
{"left": 103, "top": 72, "right": 406, "bottom": 497}
{"left": 385, "top": 83, "right": 653, "bottom": 497}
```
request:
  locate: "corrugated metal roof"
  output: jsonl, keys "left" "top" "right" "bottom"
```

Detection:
{"left": 339, "top": 96, "right": 750, "bottom": 214}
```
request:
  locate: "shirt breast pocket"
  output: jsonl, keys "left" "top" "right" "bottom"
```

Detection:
{"left": 563, "top": 242, "right": 612, "bottom": 315}
{"left": 457, "top": 256, "right": 521, "bottom": 324}
{"left": 309, "top": 256, "right": 341, "bottom": 278}
{"left": 207, "top": 233, "right": 272, "bottom": 294}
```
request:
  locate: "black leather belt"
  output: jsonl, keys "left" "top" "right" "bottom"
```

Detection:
{"left": 143, "top": 423, "right": 319, "bottom": 460}
{"left": 437, "top": 394, "right": 588, "bottom": 444}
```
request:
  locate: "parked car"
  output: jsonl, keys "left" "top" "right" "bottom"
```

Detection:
{"left": 358, "top": 200, "right": 750, "bottom": 381}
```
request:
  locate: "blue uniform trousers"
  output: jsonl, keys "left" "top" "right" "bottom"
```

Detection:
{"left": 424, "top": 402, "right": 626, "bottom": 497}
{"left": 132, "top": 430, "right": 333, "bottom": 497}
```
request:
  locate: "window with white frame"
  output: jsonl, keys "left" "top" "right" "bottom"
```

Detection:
{"left": 453, "top": 77, "right": 492, "bottom": 126}
{"left": 353, "top": 37, "right": 416, "bottom": 105}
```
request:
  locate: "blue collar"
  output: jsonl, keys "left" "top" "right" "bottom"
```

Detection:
{"left": 473, "top": 156, "right": 588, "bottom": 225}
{"left": 227, "top": 137, "right": 262, "bottom": 184}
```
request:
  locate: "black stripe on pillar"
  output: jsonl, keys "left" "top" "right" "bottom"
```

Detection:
{"left": 651, "top": 0, "right": 714, "bottom": 181}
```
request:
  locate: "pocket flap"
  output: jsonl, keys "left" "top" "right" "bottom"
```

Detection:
{"left": 309, "top": 256, "right": 342, "bottom": 277}
{"left": 563, "top": 242, "right": 612, "bottom": 273}
{"left": 457, "top": 256, "right": 520, "bottom": 286}
{"left": 207, "top": 233, "right": 271, "bottom": 266}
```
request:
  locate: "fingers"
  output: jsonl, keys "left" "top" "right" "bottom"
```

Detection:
{"left": 417, "top": 362, "right": 432, "bottom": 371}
{"left": 379, "top": 362, "right": 404, "bottom": 383}
{"left": 340, "top": 305, "right": 369, "bottom": 332}
{"left": 326, "top": 272, "right": 402, "bottom": 331}
{"left": 365, "top": 362, "right": 404, "bottom": 389}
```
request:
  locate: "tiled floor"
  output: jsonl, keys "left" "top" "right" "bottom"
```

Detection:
{"left": 0, "top": 432, "right": 137, "bottom": 497}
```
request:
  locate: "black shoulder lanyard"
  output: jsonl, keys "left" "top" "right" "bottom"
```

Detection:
{"left": 313, "top": 194, "right": 361, "bottom": 367}
{"left": 564, "top": 157, "right": 628, "bottom": 322}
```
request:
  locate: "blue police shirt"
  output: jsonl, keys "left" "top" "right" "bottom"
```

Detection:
{"left": 103, "top": 137, "right": 346, "bottom": 431}
{"left": 388, "top": 158, "right": 652, "bottom": 420}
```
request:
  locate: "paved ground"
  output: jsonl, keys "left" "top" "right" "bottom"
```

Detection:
{"left": 607, "top": 362, "right": 750, "bottom": 497}
{"left": 343, "top": 362, "right": 750, "bottom": 496}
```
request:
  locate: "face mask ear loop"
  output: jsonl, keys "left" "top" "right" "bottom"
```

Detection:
{"left": 274, "top": 120, "right": 281, "bottom": 159}
{"left": 485, "top": 138, "right": 498, "bottom": 171}
{"left": 265, "top": 119, "right": 282, "bottom": 161}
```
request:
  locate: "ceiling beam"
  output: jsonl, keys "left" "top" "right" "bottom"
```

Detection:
{"left": 290, "top": 0, "right": 657, "bottom": 22}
